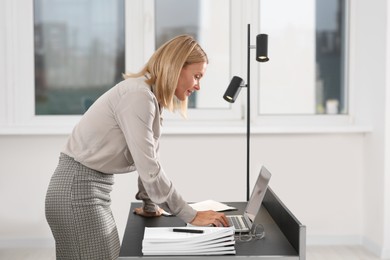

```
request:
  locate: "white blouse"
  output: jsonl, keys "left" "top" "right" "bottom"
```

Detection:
{"left": 62, "top": 76, "right": 196, "bottom": 223}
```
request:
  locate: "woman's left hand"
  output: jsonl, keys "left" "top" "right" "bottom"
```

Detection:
{"left": 133, "top": 207, "right": 164, "bottom": 217}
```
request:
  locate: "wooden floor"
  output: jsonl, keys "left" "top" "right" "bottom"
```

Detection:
{"left": 0, "top": 245, "right": 383, "bottom": 260}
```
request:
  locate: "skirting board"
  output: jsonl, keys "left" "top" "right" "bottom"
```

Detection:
{"left": 1, "top": 236, "right": 389, "bottom": 258}
{"left": 362, "top": 237, "right": 390, "bottom": 259}
{"left": 308, "top": 235, "right": 388, "bottom": 258}
{"left": 0, "top": 238, "right": 54, "bottom": 249}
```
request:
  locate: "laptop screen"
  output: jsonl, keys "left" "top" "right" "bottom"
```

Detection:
{"left": 245, "top": 166, "right": 272, "bottom": 222}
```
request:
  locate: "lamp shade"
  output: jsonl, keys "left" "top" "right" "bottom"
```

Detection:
{"left": 256, "top": 34, "right": 269, "bottom": 62}
{"left": 223, "top": 76, "right": 245, "bottom": 103}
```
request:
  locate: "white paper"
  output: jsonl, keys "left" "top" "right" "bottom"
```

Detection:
{"left": 189, "top": 200, "right": 236, "bottom": 212}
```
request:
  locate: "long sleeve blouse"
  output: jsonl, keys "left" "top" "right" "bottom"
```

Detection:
{"left": 62, "top": 76, "right": 197, "bottom": 223}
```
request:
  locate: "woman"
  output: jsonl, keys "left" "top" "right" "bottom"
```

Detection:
{"left": 45, "top": 35, "right": 229, "bottom": 259}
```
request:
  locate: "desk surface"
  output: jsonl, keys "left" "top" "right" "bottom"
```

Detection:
{"left": 119, "top": 201, "right": 301, "bottom": 259}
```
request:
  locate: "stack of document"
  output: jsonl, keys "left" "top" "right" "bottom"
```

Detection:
{"left": 142, "top": 226, "right": 236, "bottom": 255}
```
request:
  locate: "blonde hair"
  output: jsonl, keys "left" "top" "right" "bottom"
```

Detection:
{"left": 124, "top": 35, "right": 208, "bottom": 116}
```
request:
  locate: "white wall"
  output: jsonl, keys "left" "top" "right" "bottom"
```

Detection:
{"left": 0, "top": 133, "right": 366, "bottom": 247}
{"left": 352, "top": 0, "right": 389, "bottom": 257}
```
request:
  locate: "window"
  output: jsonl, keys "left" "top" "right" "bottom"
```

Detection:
{"left": 259, "top": 0, "right": 347, "bottom": 115}
{"left": 34, "top": 0, "right": 125, "bottom": 115}
{"left": 316, "top": 0, "right": 346, "bottom": 114}
{"left": 0, "top": 0, "right": 354, "bottom": 134}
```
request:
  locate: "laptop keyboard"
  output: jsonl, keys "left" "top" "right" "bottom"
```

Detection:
{"left": 227, "top": 215, "right": 247, "bottom": 230}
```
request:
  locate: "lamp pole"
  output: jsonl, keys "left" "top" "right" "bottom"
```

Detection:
{"left": 246, "top": 24, "right": 251, "bottom": 201}
{"left": 223, "top": 24, "right": 268, "bottom": 202}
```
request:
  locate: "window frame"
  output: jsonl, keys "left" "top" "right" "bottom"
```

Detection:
{"left": 0, "top": 0, "right": 370, "bottom": 135}
{"left": 251, "top": 0, "right": 354, "bottom": 128}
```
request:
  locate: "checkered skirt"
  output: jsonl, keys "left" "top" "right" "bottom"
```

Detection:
{"left": 45, "top": 153, "right": 120, "bottom": 259}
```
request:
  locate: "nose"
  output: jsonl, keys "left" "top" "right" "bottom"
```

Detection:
{"left": 194, "top": 84, "right": 200, "bottom": 91}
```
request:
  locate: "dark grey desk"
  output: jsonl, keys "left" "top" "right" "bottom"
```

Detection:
{"left": 119, "top": 187, "right": 306, "bottom": 259}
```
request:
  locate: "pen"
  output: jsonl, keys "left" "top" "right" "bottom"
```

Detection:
{"left": 172, "top": 228, "right": 204, "bottom": 234}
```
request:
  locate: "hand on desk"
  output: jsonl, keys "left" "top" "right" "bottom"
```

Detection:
{"left": 133, "top": 207, "right": 164, "bottom": 217}
{"left": 190, "top": 210, "right": 230, "bottom": 227}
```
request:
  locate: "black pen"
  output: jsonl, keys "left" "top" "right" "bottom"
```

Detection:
{"left": 172, "top": 228, "right": 204, "bottom": 234}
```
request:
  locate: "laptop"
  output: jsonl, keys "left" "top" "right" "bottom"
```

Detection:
{"left": 227, "top": 166, "right": 272, "bottom": 233}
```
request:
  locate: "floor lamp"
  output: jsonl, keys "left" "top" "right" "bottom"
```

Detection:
{"left": 223, "top": 24, "right": 269, "bottom": 201}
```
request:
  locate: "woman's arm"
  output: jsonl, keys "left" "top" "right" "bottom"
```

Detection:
{"left": 116, "top": 87, "right": 196, "bottom": 223}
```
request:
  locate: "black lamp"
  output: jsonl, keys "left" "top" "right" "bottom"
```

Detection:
{"left": 223, "top": 76, "right": 245, "bottom": 103}
{"left": 223, "top": 24, "right": 269, "bottom": 201}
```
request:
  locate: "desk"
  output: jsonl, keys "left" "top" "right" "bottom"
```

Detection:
{"left": 119, "top": 187, "right": 306, "bottom": 259}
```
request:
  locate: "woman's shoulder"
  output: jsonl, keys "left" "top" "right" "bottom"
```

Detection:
{"left": 114, "top": 76, "right": 157, "bottom": 105}
{"left": 118, "top": 76, "right": 153, "bottom": 95}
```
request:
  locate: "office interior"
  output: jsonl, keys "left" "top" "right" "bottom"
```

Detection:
{"left": 0, "top": 0, "right": 389, "bottom": 259}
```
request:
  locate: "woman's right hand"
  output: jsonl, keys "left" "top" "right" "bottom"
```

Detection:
{"left": 190, "top": 210, "right": 230, "bottom": 227}
{"left": 133, "top": 207, "right": 164, "bottom": 218}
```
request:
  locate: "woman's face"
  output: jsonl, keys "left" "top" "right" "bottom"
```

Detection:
{"left": 175, "top": 62, "right": 207, "bottom": 101}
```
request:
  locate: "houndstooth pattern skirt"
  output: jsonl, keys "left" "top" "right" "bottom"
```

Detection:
{"left": 45, "top": 153, "right": 120, "bottom": 260}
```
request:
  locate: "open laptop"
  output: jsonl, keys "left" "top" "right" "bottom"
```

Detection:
{"left": 227, "top": 166, "right": 272, "bottom": 233}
